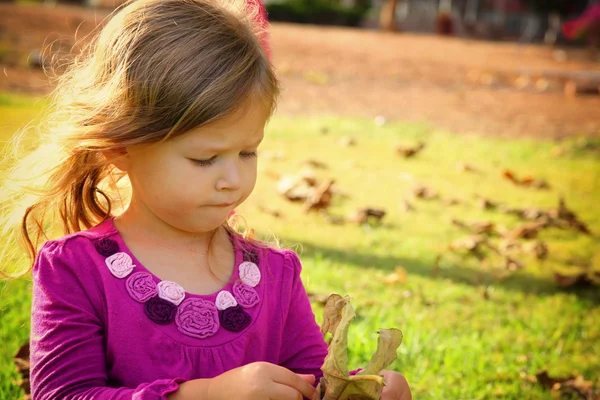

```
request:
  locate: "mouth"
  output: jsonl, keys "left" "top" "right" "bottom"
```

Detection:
{"left": 214, "top": 202, "right": 235, "bottom": 207}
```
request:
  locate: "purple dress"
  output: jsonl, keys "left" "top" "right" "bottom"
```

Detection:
{"left": 30, "top": 218, "right": 328, "bottom": 399}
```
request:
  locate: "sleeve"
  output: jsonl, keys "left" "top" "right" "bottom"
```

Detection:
{"left": 30, "top": 240, "right": 185, "bottom": 400}
{"left": 277, "top": 251, "right": 328, "bottom": 381}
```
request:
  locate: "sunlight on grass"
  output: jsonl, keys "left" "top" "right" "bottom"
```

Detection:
{"left": 0, "top": 92, "right": 599, "bottom": 399}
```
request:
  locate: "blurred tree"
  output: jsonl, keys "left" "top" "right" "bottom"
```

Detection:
{"left": 379, "top": 0, "right": 398, "bottom": 31}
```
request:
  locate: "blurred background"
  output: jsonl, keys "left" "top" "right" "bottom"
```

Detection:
{"left": 1, "top": 0, "right": 599, "bottom": 399}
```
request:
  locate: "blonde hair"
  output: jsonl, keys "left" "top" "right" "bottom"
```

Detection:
{"left": 0, "top": 0, "right": 279, "bottom": 279}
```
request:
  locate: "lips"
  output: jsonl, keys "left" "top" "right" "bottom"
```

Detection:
{"left": 214, "top": 202, "right": 234, "bottom": 207}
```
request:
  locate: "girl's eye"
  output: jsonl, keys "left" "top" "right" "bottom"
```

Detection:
{"left": 190, "top": 156, "right": 216, "bottom": 167}
{"left": 240, "top": 151, "right": 258, "bottom": 159}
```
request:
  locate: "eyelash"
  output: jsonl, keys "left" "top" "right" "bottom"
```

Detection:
{"left": 191, "top": 151, "right": 257, "bottom": 167}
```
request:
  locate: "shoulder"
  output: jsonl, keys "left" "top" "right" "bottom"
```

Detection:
{"left": 235, "top": 236, "right": 304, "bottom": 277}
{"left": 34, "top": 218, "right": 116, "bottom": 274}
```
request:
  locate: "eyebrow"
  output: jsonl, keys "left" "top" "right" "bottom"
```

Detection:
{"left": 189, "top": 133, "right": 264, "bottom": 152}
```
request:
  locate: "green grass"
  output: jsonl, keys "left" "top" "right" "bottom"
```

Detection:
{"left": 1, "top": 92, "right": 599, "bottom": 399}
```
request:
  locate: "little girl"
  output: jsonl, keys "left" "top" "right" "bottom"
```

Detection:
{"left": 0, "top": 1, "right": 411, "bottom": 399}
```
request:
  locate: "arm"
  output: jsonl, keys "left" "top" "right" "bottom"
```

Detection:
{"left": 278, "top": 251, "right": 328, "bottom": 381}
{"left": 30, "top": 241, "right": 183, "bottom": 400}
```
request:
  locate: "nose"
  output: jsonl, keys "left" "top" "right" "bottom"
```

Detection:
{"left": 216, "top": 158, "right": 242, "bottom": 192}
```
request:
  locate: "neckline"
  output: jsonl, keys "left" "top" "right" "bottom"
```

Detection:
{"left": 104, "top": 217, "right": 243, "bottom": 299}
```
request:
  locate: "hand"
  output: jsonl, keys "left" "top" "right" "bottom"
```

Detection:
{"left": 207, "top": 361, "right": 316, "bottom": 400}
{"left": 379, "top": 369, "right": 412, "bottom": 400}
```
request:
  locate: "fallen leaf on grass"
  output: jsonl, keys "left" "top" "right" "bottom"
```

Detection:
{"left": 474, "top": 195, "right": 498, "bottom": 210}
{"left": 451, "top": 219, "right": 497, "bottom": 236}
{"left": 524, "top": 241, "right": 549, "bottom": 260}
{"left": 347, "top": 208, "right": 386, "bottom": 225}
{"left": 395, "top": 142, "right": 426, "bottom": 158}
{"left": 13, "top": 343, "right": 30, "bottom": 397}
{"left": 412, "top": 185, "right": 438, "bottom": 200}
{"left": 315, "top": 294, "right": 403, "bottom": 400}
{"left": 503, "top": 169, "right": 550, "bottom": 189}
{"left": 399, "top": 199, "right": 414, "bottom": 212}
{"left": 457, "top": 162, "right": 478, "bottom": 173}
{"left": 303, "top": 179, "right": 335, "bottom": 213}
{"left": 502, "top": 220, "right": 550, "bottom": 240}
{"left": 257, "top": 205, "right": 282, "bottom": 219}
{"left": 535, "top": 370, "right": 600, "bottom": 400}
{"left": 304, "top": 159, "right": 329, "bottom": 169}
{"left": 383, "top": 267, "right": 408, "bottom": 285}
{"left": 338, "top": 136, "right": 357, "bottom": 147}
{"left": 549, "top": 197, "right": 592, "bottom": 235}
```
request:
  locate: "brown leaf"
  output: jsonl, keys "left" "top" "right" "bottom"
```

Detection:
{"left": 316, "top": 295, "right": 403, "bottom": 400}
{"left": 451, "top": 219, "right": 496, "bottom": 236}
{"left": 14, "top": 343, "right": 30, "bottom": 395}
{"left": 304, "top": 159, "right": 329, "bottom": 169}
{"left": 338, "top": 136, "right": 357, "bottom": 147}
{"left": 303, "top": 180, "right": 335, "bottom": 213}
{"left": 550, "top": 197, "right": 592, "bottom": 235}
{"left": 347, "top": 208, "right": 386, "bottom": 225}
{"left": 503, "top": 220, "right": 549, "bottom": 240}
{"left": 412, "top": 185, "right": 438, "bottom": 200}
{"left": 448, "top": 235, "right": 488, "bottom": 260}
{"left": 396, "top": 142, "right": 426, "bottom": 158}
{"left": 457, "top": 162, "right": 477, "bottom": 173}
{"left": 502, "top": 169, "right": 550, "bottom": 190}
{"left": 383, "top": 267, "right": 408, "bottom": 285}
{"left": 535, "top": 370, "right": 599, "bottom": 400}
{"left": 399, "top": 200, "right": 415, "bottom": 212}
{"left": 525, "top": 241, "right": 549, "bottom": 260}
{"left": 475, "top": 196, "right": 498, "bottom": 210}
{"left": 257, "top": 205, "right": 282, "bottom": 219}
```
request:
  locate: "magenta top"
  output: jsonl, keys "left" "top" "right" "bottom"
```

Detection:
{"left": 30, "top": 218, "right": 328, "bottom": 399}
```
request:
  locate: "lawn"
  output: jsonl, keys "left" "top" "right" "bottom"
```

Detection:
{"left": 0, "top": 92, "right": 599, "bottom": 399}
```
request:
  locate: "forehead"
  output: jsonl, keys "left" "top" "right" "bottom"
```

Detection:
{"left": 175, "top": 98, "right": 269, "bottom": 149}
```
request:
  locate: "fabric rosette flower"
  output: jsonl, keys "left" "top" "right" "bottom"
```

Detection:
{"left": 145, "top": 296, "right": 177, "bottom": 325}
{"left": 126, "top": 272, "right": 158, "bottom": 303}
{"left": 219, "top": 305, "right": 251, "bottom": 332}
{"left": 239, "top": 261, "right": 261, "bottom": 287}
{"left": 175, "top": 298, "right": 220, "bottom": 339}
{"left": 105, "top": 252, "right": 136, "bottom": 278}
{"left": 93, "top": 237, "right": 119, "bottom": 257}
{"left": 158, "top": 281, "right": 186, "bottom": 306}
{"left": 232, "top": 281, "right": 259, "bottom": 308}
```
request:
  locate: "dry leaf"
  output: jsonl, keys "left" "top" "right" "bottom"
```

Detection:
{"left": 457, "top": 162, "right": 477, "bottom": 173}
{"left": 315, "top": 295, "right": 403, "bottom": 400}
{"left": 383, "top": 267, "right": 408, "bottom": 285}
{"left": 347, "top": 208, "right": 386, "bottom": 224}
{"left": 304, "top": 159, "right": 329, "bottom": 169}
{"left": 412, "top": 185, "right": 438, "bottom": 200}
{"left": 399, "top": 200, "right": 414, "bottom": 212}
{"left": 536, "top": 370, "right": 600, "bottom": 400}
{"left": 503, "top": 169, "right": 550, "bottom": 190}
{"left": 304, "top": 180, "right": 335, "bottom": 213}
{"left": 396, "top": 142, "right": 426, "bottom": 158}
{"left": 14, "top": 343, "right": 30, "bottom": 395}
{"left": 475, "top": 196, "right": 498, "bottom": 210}
{"left": 257, "top": 205, "right": 282, "bottom": 219}
{"left": 451, "top": 219, "right": 496, "bottom": 236}
{"left": 339, "top": 136, "right": 357, "bottom": 147}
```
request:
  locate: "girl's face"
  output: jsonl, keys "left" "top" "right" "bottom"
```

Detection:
{"left": 124, "top": 97, "right": 269, "bottom": 235}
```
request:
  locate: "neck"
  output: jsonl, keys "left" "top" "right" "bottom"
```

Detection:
{"left": 114, "top": 201, "right": 225, "bottom": 257}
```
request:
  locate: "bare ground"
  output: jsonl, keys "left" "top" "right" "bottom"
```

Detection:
{"left": 1, "top": 3, "right": 599, "bottom": 139}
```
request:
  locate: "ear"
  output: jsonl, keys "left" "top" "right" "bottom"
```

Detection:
{"left": 102, "top": 148, "right": 130, "bottom": 172}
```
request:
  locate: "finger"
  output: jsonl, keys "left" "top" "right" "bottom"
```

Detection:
{"left": 273, "top": 371, "right": 316, "bottom": 399}
{"left": 298, "top": 374, "right": 316, "bottom": 386}
{"left": 270, "top": 382, "right": 303, "bottom": 400}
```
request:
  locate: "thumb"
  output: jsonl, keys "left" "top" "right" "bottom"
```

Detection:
{"left": 298, "top": 374, "right": 316, "bottom": 385}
